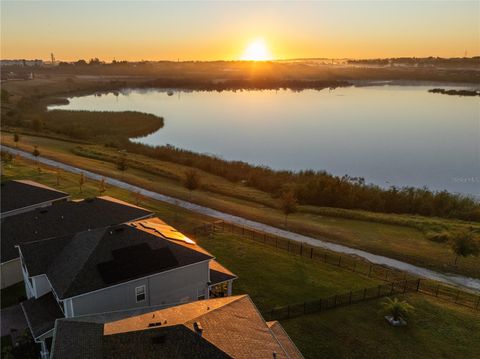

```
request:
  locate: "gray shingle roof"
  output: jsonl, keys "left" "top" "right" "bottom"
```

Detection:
{"left": 0, "top": 180, "right": 68, "bottom": 214}
{"left": 21, "top": 292, "right": 65, "bottom": 339}
{"left": 19, "top": 225, "right": 213, "bottom": 299}
{"left": 1, "top": 196, "right": 152, "bottom": 262}
{"left": 50, "top": 295, "right": 303, "bottom": 359}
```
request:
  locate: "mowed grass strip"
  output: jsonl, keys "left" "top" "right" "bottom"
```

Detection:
{"left": 281, "top": 293, "right": 480, "bottom": 359}
{"left": 2, "top": 132, "right": 479, "bottom": 279}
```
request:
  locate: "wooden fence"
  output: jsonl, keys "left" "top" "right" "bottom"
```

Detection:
{"left": 194, "top": 220, "right": 480, "bottom": 311}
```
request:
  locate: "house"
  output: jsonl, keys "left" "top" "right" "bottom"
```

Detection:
{"left": 49, "top": 295, "right": 303, "bottom": 359}
{"left": 17, "top": 220, "right": 236, "bottom": 358}
{"left": 0, "top": 180, "right": 69, "bottom": 218}
{"left": 1, "top": 196, "right": 153, "bottom": 288}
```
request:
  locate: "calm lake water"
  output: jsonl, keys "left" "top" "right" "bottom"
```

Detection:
{"left": 50, "top": 85, "right": 479, "bottom": 196}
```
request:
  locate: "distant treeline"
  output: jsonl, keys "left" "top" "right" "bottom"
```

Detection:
{"left": 348, "top": 57, "right": 480, "bottom": 67}
{"left": 429, "top": 88, "right": 480, "bottom": 97}
{"left": 110, "top": 139, "right": 480, "bottom": 222}
{"left": 142, "top": 78, "right": 351, "bottom": 91}
{"left": 43, "top": 110, "right": 164, "bottom": 140}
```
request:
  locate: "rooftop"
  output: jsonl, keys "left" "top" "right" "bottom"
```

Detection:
{"left": 18, "top": 224, "right": 213, "bottom": 299}
{"left": 1, "top": 196, "right": 152, "bottom": 263}
{"left": 21, "top": 292, "right": 64, "bottom": 339}
{"left": 50, "top": 295, "right": 303, "bottom": 359}
{"left": 0, "top": 180, "right": 69, "bottom": 215}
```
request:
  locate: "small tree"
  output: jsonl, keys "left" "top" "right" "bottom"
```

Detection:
{"left": 79, "top": 172, "right": 85, "bottom": 193}
{"left": 450, "top": 230, "right": 480, "bottom": 266}
{"left": 13, "top": 132, "right": 19, "bottom": 148}
{"left": 56, "top": 168, "right": 62, "bottom": 186}
{"left": 382, "top": 297, "right": 414, "bottom": 322}
{"left": 133, "top": 190, "right": 144, "bottom": 206}
{"left": 32, "top": 145, "right": 40, "bottom": 170}
{"left": 279, "top": 190, "right": 298, "bottom": 227}
{"left": 184, "top": 169, "right": 200, "bottom": 199}
{"left": 98, "top": 177, "right": 106, "bottom": 195}
{"left": 116, "top": 151, "right": 128, "bottom": 177}
{"left": 32, "top": 118, "right": 42, "bottom": 132}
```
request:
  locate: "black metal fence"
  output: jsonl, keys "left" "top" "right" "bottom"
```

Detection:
{"left": 194, "top": 220, "right": 480, "bottom": 311}
{"left": 265, "top": 279, "right": 421, "bottom": 321}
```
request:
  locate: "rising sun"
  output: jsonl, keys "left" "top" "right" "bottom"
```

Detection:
{"left": 241, "top": 38, "right": 272, "bottom": 61}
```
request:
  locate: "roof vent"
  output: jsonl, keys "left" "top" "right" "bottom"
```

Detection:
{"left": 193, "top": 322, "right": 203, "bottom": 337}
{"left": 151, "top": 335, "right": 166, "bottom": 345}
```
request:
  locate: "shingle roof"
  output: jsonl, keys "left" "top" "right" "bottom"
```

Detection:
{"left": 21, "top": 292, "right": 65, "bottom": 339}
{"left": 267, "top": 321, "right": 304, "bottom": 359}
{"left": 50, "top": 295, "right": 303, "bottom": 359}
{"left": 0, "top": 180, "right": 69, "bottom": 215}
{"left": 210, "top": 260, "right": 237, "bottom": 285}
{"left": 1, "top": 196, "right": 152, "bottom": 262}
{"left": 19, "top": 225, "right": 213, "bottom": 299}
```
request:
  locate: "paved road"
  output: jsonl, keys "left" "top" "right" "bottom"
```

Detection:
{"left": 2, "top": 145, "right": 480, "bottom": 292}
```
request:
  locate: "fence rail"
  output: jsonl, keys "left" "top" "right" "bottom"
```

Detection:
{"left": 265, "top": 279, "right": 421, "bottom": 321}
{"left": 194, "top": 220, "right": 480, "bottom": 311}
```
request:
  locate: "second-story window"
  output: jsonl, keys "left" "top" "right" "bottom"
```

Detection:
{"left": 135, "top": 285, "right": 146, "bottom": 303}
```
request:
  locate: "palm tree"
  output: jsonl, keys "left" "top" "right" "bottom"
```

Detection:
{"left": 382, "top": 297, "right": 414, "bottom": 322}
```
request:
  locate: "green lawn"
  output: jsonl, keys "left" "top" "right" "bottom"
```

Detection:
{"left": 2, "top": 132, "right": 479, "bottom": 280}
{"left": 197, "top": 232, "right": 381, "bottom": 311}
{"left": 281, "top": 294, "right": 480, "bottom": 359}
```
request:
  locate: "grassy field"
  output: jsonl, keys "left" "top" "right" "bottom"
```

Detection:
{"left": 282, "top": 294, "right": 480, "bottom": 359}
{"left": 2, "top": 133, "right": 479, "bottom": 279}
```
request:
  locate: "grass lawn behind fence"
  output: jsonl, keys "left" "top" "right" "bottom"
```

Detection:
{"left": 281, "top": 293, "right": 480, "bottom": 359}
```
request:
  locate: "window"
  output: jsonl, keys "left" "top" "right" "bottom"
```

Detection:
{"left": 135, "top": 285, "right": 146, "bottom": 303}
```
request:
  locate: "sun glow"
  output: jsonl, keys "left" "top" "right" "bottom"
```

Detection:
{"left": 241, "top": 38, "right": 272, "bottom": 61}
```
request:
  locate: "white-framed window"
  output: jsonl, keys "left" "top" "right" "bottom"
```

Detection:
{"left": 135, "top": 285, "right": 146, "bottom": 303}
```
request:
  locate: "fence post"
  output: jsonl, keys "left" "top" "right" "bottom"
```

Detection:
{"left": 455, "top": 290, "right": 460, "bottom": 304}
{"left": 310, "top": 248, "right": 313, "bottom": 259}
{"left": 476, "top": 296, "right": 480, "bottom": 310}
{"left": 242, "top": 227, "right": 244, "bottom": 235}
{"left": 403, "top": 280, "right": 407, "bottom": 293}
{"left": 385, "top": 270, "right": 388, "bottom": 281}
{"left": 353, "top": 261, "right": 356, "bottom": 273}
{"left": 368, "top": 265, "right": 372, "bottom": 277}
{"left": 338, "top": 256, "right": 342, "bottom": 266}
{"left": 287, "top": 241, "right": 290, "bottom": 252}
{"left": 390, "top": 282, "right": 394, "bottom": 294}
{"left": 275, "top": 238, "right": 278, "bottom": 248}
{"left": 363, "top": 288, "right": 367, "bottom": 300}
{"left": 416, "top": 279, "right": 421, "bottom": 292}
{"left": 264, "top": 233, "right": 266, "bottom": 243}
{"left": 377, "top": 285, "right": 381, "bottom": 297}
{"left": 334, "top": 295, "right": 337, "bottom": 306}
{"left": 324, "top": 253, "right": 327, "bottom": 263}
{"left": 435, "top": 285, "right": 440, "bottom": 297}
{"left": 300, "top": 243, "right": 303, "bottom": 256}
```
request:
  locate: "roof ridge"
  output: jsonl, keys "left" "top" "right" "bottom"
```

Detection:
{"left": 184, "top": 295, "right": 247, "bottom": 324}
{"left": 51, "top": 229, "right": 106, "bottom": 297}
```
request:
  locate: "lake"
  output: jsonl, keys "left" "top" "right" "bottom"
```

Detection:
{"left": 49, "top": 85, "right": 479, "bottom": 196}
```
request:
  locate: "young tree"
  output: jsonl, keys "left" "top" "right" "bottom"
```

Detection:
{"left": 450, "top": 230, "right": 480, "bottom": 266}
{"left": 79, "top": 172, "right": 86, "bottom": 193}
{"left": 133, "top": 190, "right": 144, "bottom": 206}
{"left": 13, "top": 132, "right": 19, "bottom": 148}
{"left": 184, "top": 169, "right": 200, "bottom": 199}
{"left": 381, "top": 297, "right": 414, "bottom": 322}
{"left": 32, "top": 118, "right": 42, "bottom": 132}
{"left": 56, "top": 169, "right": 62, "bottom": 186}
{"left": 98, "top": 177, "right": 106, "bottom": 195}
{"left": 279, "top": 190, "right": 298, "bottom": 227}
{"left": 116, "top": 151, "right": 128, "bottom": 177}
{"left": 32, "top": 145, "right": 40, "bottom": 170}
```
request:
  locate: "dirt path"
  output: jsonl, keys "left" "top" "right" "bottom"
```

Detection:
{"left": 2, "top": 145, "right": 479, "bottom": 292}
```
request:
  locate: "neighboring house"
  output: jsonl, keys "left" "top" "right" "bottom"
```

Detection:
{"left": 17, "top": 221, "right": 236, "bottom": 358}
{"left": 49, "top": 295, "right": 303, "bottom": 359}
{"left": 0, "top": 180, "right": 69, "bottom": 218}
{"left": 1, "top": 196, "right": 152, "bottom": 288}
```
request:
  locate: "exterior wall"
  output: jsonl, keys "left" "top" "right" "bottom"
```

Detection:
{"left": 70, "top": 261, "right": 210, "bottom": 316}
{"left": 0, "top": 258, "right": 23, "bottom": 289}
{"left": 32, "top": 275, "right": 52, "bottom": 298}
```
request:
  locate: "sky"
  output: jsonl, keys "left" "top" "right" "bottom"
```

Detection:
{"left": 1, "top": 1, "right": 479, "bottom": 61}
